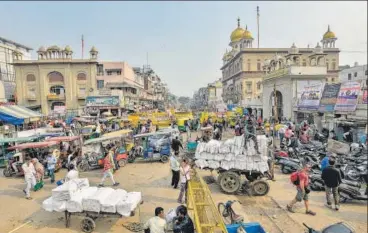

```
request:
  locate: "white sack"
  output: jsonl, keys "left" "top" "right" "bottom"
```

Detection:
{"left": 82, "top": 187, "right": 114, "bottom": 212}
{"left": 52, "top": 180, "right": 78, "bottom": 201}
{"left": 66, "top": 187, "right": 98, "bottom": 213}
{"left": 117, "top": 192, "right": 142, "bottom": 217}
{"left": 100, "top": 189, "right": 128, "bottom": 213}
{"left": 52, "top": 199, "right": 67, "bottom": 212}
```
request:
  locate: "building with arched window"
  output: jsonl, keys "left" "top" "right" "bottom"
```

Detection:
{"left": 13, "top": 45, "right": 98, "bottom": 115}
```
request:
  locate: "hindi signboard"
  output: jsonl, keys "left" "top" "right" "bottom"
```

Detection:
{"left": 297, "top": 82, "right": 324, "bottom": 111}
{"left": 334, "top": 81, "right": 361, "bottom": 112}
{"left": 318, "top": 83, "right": 341, "bottom": 112}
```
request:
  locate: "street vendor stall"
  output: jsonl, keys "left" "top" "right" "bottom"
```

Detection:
{"left": 0, "top": 105, "right": 43, "bottom": 125}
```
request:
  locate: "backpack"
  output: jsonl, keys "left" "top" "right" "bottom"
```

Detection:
{"left": 290, "top": 172, "right": 300, "bottom": 185}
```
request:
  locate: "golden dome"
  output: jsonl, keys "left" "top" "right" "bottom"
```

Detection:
{"left": 64, "top": 45, "right": 72, "bottom": 52}
{"left": 242, "top": 25, "right": 253, "bottom": 39}
{"left": 90, "top": 46, "right": 98, "bottom": 52}
{"left": 230, "top": 18, "right": 245, "bottom": 42}
{"left": 323, "top": 25, "right": 336, "bottom": 39}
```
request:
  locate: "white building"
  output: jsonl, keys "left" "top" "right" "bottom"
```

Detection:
{"left": 0, "top": 37, "right": 32, "bottom": 101}
{"left": 339, "top": 62, "right": 367, "bottom": 88}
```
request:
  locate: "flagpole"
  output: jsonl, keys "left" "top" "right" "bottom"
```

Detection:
{"left": 81, "top": 35, "right": 84, "bottom": 59}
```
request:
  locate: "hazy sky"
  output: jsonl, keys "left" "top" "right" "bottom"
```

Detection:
{"left": 1, "top": 1, "right": 367, "bottom": 96}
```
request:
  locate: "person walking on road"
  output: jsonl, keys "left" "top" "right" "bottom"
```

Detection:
{"left": 177, "top": 159, "right": 191, "bottom": 204}
{"left": 170, "top": 152, "right": 180, "bottom": 189}
{"left": 98, "top": 151, "right": 119, "bottom": 187}
{"left": 322, "top": 159, "right": 342, "bottom": 210}
{"left": 287, "top": 164, "right": 316, "bottom": 216}
{"left": 171, "top": 136, "right": 183, "bottom": 155}
{"left": 46, "top": 150, "right": 57, "bottom": 183}
{"left": 22, "top": 157, "right": 37, "bottom": 200}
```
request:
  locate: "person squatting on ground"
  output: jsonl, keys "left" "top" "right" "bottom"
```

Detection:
{"left": 99, "top": 151, "right": 119, "bottom": 187}
{"left": 244, "top": 119, "right": 260, "bottom": 154}
{"left": 173, "top": 205, "right": 195, "bottom": 233}
{"left": 22, "top": 157, "right": 37, "bottom": 200}
{"left": 143, "top": 207, "right": 167, "bottom": 233}
{"left": 177, "top": 159, "right": 191, "bottom": 204}
{"left": 322, "top": 159, "right": 342, "bottom": 211}
{"left": 287, "top": 164, "right": 316, "bottom": 216}
{"left": 170, "top": 151, "right": 180, "bottom": 189}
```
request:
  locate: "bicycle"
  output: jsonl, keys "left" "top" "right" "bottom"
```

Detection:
{"left": 217, "top": 200, "right": 244, "bottom": 224}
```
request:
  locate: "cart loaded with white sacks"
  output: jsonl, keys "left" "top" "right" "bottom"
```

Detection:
{"left": 42, "top": 178, "right": 143, "bottom": 232}
{"left": 193, "top": 135, "right": 271, "bottom": 196}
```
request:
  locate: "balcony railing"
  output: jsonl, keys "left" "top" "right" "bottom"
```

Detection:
{"left": 47, "top": 93, "right": 65, "bottom": 100}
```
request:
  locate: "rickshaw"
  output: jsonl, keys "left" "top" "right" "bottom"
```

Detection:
{"left": 72, "top": 116, "right": 97, "bottom": 129}
{"left": 128, "top": 132, "right": 171, "bottom": 163}
{"left": 4, "top": 141, "right": 60, "bottom": 177}
{"left": 177, "top": 117, "right": 190, "bottom": 132}
{"left": 103, "top": 129, "right": 134, "bottom": 167}
{"left": 80, "top": 125, "right": 98, "bottom": 140}
{"left": 46, "top": 136, "right": 82, "bottom": 168}
{"left": 0, "top": 136, "right": 40, "bottom": 168}
{"left": 78, "top": 135, "right": 124, "bottom": 172}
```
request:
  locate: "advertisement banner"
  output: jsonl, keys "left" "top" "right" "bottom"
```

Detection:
{"left": 85, "top": 96, "right": 120, "bottom": 107}
{"left": 318, "top": 83, "right": 341, "bottom": 112}
{"left": 360, "top": 90, "right": 367, "bottom": 104}
{"left": 297, "top": 83, "right": 323, "bottom": 111}
{"left": 334, "top": 81, "right": 361, "bottom": 112}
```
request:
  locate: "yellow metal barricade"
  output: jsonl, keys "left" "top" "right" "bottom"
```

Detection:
{"left": 187, "top": 169, "right": 227, "bottom": 233}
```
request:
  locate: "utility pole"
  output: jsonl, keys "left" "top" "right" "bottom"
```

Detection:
{"left": 257, "top": 6, "right": 260, "bottom": 48}
{"left": 273, "top": 83, "right": 278, "bottom": 148}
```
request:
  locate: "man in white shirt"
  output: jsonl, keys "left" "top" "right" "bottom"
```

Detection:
{"left": 170, "top": 153, "right": 180, "bottom": 189}
{"left": 65, "top": 164, "right": 79, "bottom": 182}
{"left": 144, "top": 207, "right": 167, "bottom": 233}
{"left": 22, "top": 157, "right": 37, "bottom": 200}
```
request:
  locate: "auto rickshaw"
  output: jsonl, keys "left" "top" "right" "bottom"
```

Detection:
{"left": 4, "top": 141, "right": 60, "bottom": 177}
{"left": 79, "top": 135, "right": 124, "bottom": 172}
{"left": 46, "top": 136, "right": 82, "bottom": 168}
{"left": 177, "top": 117, "right": 190, "bottom": 132}
{"left": 80, "top": 125, "right": 98, "bottom": 140}
{"left": 0, "top": 136, "right": 40, "bottom": 168}
{"left": 128, "top": 132, "right": 171, "bottom": 163}
{"left": 102, "top": 129, "right": 134, "bottom": 167}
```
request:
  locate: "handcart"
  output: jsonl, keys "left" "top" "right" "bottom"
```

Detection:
{"left": 63, "top": 201, "right": 143, "bottom": 233}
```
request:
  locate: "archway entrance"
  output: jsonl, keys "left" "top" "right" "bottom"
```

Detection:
{"left": 269, "top": 91, "right": 283, "bottom": 121}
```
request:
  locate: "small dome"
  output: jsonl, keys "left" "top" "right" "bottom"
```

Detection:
{"left": 90, "top": 46, "right": 98, "bottom": 52}
{"left": 47, "top": 45, "right": 60, "bottom": 51}
{"left": 38, "top": 46, "right": 46, "bottom": 52}
{"left": 263, "top": 59, "right": 271, "bottom": 66}
{"left": 64, "top": 45, "right": 72, "bottom": 52}
{"left": 230, "top": 18, "right": 245, "bottom": 42}
{"left": 289, "top": 43, "right": 299, "bottom": 54}
{"left": 323, "top": 25, "right": 336, "bottom": 39}
{"left": 314, "top": 43, "right": 323, "bottom": 53}
{"left": 242, "top": 25, "right": 253, "bottom": 40}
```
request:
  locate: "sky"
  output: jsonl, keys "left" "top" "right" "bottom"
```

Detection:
{"left": 1, "top": 1, "right": 367, "bottom": 97}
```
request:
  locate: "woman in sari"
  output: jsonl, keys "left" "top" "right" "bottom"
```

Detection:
{"left": 31, "top": 158, "right": 44, "bottom": 191}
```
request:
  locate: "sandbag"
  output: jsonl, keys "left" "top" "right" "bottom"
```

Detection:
{"left": 116, "top": 192, "right": 142, "bottom": 217}
{"left": 66, "top": 187, "right": 98, "bottom": 213}
{"left": 42, "top": 196, "right": 53, "bottom": 212}
{"left": 82, "top": 187, "right": 114, "bottom": 212}
{"left": 100, "top": 189, "right": 128, "bottom": 213}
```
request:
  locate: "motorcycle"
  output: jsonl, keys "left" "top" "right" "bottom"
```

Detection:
{"left": 3, "top": 157, "right": 24, "bottom": 177}
{"left": 345, "top": 160, "right": 367, "bottom": 182}
{"left": 279, "top": 157, "right": 302, "bottom": 174}
{"left": 77, "top": 152, "right": 105, "bottom": 172}
{"left": 339, "top": 180, "right": 368, "bottom": 203}
{"left": 303, "top": 222, "right": 355, "bottom": 233}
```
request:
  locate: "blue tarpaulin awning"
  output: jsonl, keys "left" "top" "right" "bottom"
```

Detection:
{"left": 0, "top": 105, "right": 43, "bottom": 125}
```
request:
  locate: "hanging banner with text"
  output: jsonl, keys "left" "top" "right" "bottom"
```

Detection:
{"left": 334, "top": 81, "right": 361, "bottom": 112}
{"left": 360, "top": 90, "right": 367, "bottom": 104}
{"left": 318, "top": 83, "right": 341, "bottom": 112}
{"left": 297, "top": 83, "right": 324, "bottom": 111}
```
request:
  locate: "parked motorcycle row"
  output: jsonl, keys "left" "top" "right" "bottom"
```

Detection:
{"left": 273, "top": 136, "right": 367, "bottom": 203}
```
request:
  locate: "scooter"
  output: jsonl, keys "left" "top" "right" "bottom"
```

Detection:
{"left": 303, "top": 222, "right": 355, "bottom": 233}
{"left": 279, "top": 157, "right": 302, "bottom": 174}
{"left": 339, "top": 176, "right": 368, "bottom": 203}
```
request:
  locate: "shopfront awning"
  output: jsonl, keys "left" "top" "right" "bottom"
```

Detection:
{"left": 0, "top": 105, "right": 43, "bottom": 125}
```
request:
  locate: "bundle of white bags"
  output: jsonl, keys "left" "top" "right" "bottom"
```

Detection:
{"left": 194, "top": 135, "right": 269, "bottom": 172}
{"left": 42, "top": 178, "right": 142, "bottom": 215}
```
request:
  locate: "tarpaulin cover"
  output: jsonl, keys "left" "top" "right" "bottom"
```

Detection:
{"left": 0, "top": 105, "right": 42, "bottom": 125}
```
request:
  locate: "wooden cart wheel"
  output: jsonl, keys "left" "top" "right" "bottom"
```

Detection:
{"left": 80, "top": 217, "right": 96, "bottom": 233}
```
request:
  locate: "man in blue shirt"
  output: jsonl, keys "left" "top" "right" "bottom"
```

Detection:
{"left": 320, "top": 152, "right": 336, "bottom": 171}
{"left": 47, "top": 151, "right": 57, "bottom": 183}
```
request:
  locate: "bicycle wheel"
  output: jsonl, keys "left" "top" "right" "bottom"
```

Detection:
{"left": 217, "top": 203, "right": 231, "bottom": 222}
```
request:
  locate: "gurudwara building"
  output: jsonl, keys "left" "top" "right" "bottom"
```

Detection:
{"left": 13, "top": 45, "right": 99, "bottom": 115}
{"left": 221, "top": 18, "right": 340, "bottom": 117}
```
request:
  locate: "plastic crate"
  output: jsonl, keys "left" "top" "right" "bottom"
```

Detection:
{"left": 226, "top": 222, "right": 266, "bottom": 233}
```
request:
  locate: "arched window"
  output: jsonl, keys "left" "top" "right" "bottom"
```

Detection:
{"left": 48, "top": 71, "right": 64, "bottom": 83}
{"left": 50, "top": 85, "right": 65, "bottom": 95}
{"left": 332, "top": 62, "right": 336, "bottom": 70}
{"left": 26, "top": 74, "right": 36, "bottom": 82}
{"left": 77, "top": 73, "right": 87, "bottom": 81}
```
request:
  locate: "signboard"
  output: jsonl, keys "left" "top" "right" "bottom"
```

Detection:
{"left": 334, "top": 81, "right": 361, "bottom": 112}
{"left": 327, "top": 139, "right": 350, "bottom": 155}
{"left": 318, "top": 83, "right": 341, "bottom": 112}
{"left": 53, "top": 106, "right": 66, "bottom": 114}
{"left": 297, "top": 83, "right": 323, "bottom": 111}
{"left": 98, "top": 88, "right": 112, "bottom": 96}
{"left": 360, "top": 90, "right": 367, "bottom": 104}
{"left": 85, "top": 96, "right": 119, "bottom": 107}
